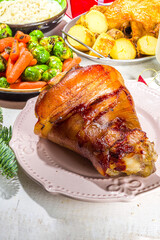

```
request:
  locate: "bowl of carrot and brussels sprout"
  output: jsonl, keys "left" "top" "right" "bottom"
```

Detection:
{"left": 0, "top": 23, "right": 81, "bottom": 100}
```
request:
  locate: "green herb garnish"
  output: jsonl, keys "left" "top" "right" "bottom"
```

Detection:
{"left": 0, "top": 107, "right": 18, "bottom": 178}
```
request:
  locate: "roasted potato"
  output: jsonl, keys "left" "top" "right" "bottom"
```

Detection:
{"left": 67, "top": 25, "right": 95, "bottom": 52}
{"left": 110, "top": 38, "right": 136, "bottom": 60}
{"left": 89, "top": 33, "right": 115, "bottom": 57}
{"left": 85, "top": 10, "right": 108, "bottom": 34}
{"left": 137, "top": 35, "right": 158, "bottom": 55}
{"left": 107, "top": 28, "right": 124, "bottom": 40}
{"left": 76, "top": 14, "right": 86, "bottom": 26}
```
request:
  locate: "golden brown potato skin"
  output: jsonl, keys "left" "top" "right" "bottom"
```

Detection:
{"left": 35, "top": 65, "right": 157, "bottom": 177}
{"left": 89, "top": 33, "right": 115, "bottom": 57}
{"left": 67, "top": 25, "right": 95, "bottom": 52}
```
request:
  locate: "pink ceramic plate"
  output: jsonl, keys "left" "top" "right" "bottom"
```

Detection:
{"left": 10, "top": 81, "right": 160, "bottom": 202}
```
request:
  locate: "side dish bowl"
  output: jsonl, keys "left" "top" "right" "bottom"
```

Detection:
{"left": 62, "top": 14, "right": 155, "bottom": 65}
{"left": 0, "top": 89, "right": 40, "bottom": 101}
{"left": 1, "top": 0, "right": 67, "bottom": 34}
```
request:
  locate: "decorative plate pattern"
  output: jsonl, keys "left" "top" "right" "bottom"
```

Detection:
{"left": 10, "top": 81, "right": 160, "bottom": 202}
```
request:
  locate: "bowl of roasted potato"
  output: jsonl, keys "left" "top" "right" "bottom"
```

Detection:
{"left": 63, "top": 3, "right": 158, "bottom": 65}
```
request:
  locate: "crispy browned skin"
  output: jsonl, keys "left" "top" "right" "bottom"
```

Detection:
{"left": 34, "top": 65, "right": 157, "bottom": 177}
{"left": 92, "top": 0, "right": 160, "bottom": 40}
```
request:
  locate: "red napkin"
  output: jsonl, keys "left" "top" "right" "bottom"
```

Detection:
{"left": 137, "top": 75, "right": 148, "bottom": 85}
{"left": 66, "top": 0, "right": 114, "bottom": 19}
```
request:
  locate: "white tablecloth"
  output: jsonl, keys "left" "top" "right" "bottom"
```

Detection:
{"left": 1, "top": 17, "right": 160, "bottom": 240}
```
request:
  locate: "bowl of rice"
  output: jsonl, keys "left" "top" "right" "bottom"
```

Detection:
{"left": 0, "top": 0, "right": 67, "bottom": 33}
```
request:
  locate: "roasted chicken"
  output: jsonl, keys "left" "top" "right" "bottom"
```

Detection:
{"left": 92, "top": 0, "right": 160, "bottom": 40}
{"left": 34, "top": 65, "right": 157, "bottom": 177}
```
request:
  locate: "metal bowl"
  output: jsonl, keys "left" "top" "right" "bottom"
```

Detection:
{"left": 63, "top": 14, "right": 155, "bottom": 66}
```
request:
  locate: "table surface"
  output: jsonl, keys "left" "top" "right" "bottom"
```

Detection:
{"left": 1, "top": 16, "right": 160, "bottom": 240}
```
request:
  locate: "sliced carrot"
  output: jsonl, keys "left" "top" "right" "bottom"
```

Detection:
{"left": 10, "top": 81, "right": 47, "bottom": 89}
{"left": 1, "top": 51, "right": 9, "bottom": 61}
{"left": 0, "top": 37, "right": 14, "bottom": 53}
{"left": 7, "top": 50, "right": 33, "bottom": 84}
{"left": 19, "top": 43, "right": 27, "bottom": 56}
{"left": 6, "top": 57, "right": 14, "bottom": 78}
{"left": 28, "top": 58, "right": 37, "bottom": 66}
{"left": 15, "top": 31, "right": 31, "bottom": 43}
{"left": 18, "top": 42, "right": 27, "bottom": 50}
{"left": 48, "top": 72, "right": 67, "bottom": 87}
{"left": 15, "top": 77, "right": 22, "bottom": 83}
{"left": 20, "top": 46, "right": 27, "bottom": 56}
{"left": 62, "top": 56, "right": 81, "bottom": 72}
{"left": 10, "top": 39, "right": 20, "bottom": 62}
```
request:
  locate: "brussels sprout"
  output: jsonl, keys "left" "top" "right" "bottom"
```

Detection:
{"left": 22, "top": 66, "right": 42, "bottom": 82}
{"left": 0, "top": 56, "right": 7, "bottom": 72}
{"left": 34, "top": 64, "right": 49, "bottom": 74}
{"left": 42, "top": 68, "right": 59, "bottom": 82}
{"left": 51, "top": 35, "right": 64, "bottom": 44}
{"left": 0, "top": 77, "right": 9, "bottom": 88}
{"left": 28, "top": 41, "right": 39, "bottom": 51}
{"left": 29, "top": 35, "right": 38, "bottom": 43}
{"left": 27, "top": 36, "right": 39, "bottom": 51}
{"left": 47, "top": 56, "right": 63, "bottom": 71}
{"left": 39, "top": 36, "right": 64, "bottom": 53}
{"left": 39, "top": 37, "right": 54, "bottom": 53}
{"left": 0, "top": 23, "right": 12, "bottom": 39}
{"left": 31, "top": 46, "right": 50, "bottom": 64}
{"left": 29, "top": 30, "right": 44, "bottom": 40}
{"left": 52, "top": 41, "right": 73, "bottom": 61}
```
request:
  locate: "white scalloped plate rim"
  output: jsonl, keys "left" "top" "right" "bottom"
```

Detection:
{"left": 10, "top": 80, "right": 160, "bottom": 202}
